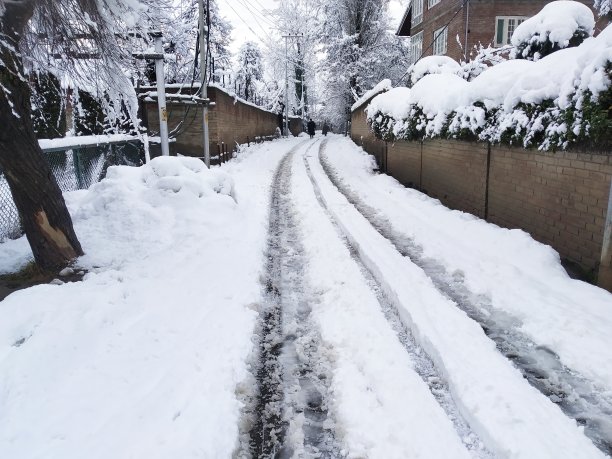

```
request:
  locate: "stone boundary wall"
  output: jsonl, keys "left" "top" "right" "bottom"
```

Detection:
{"left": 351, "top": 103, "right": 612, "bottom": 291}
{"left": 145, "top": 86, "right": 302, "bottom": 158}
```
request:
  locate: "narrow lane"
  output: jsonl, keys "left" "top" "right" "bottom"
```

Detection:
{"left": 304, "top": 138, "right": 604, "bottom": 458}
{"left": 317, "top": 139, "right": 612, "bottom": 455}
{"left": 301, "top": 148, "right": 492, "bottom": 459}
{"left": 243, "top": 140, "right": 340, "bottom": 458}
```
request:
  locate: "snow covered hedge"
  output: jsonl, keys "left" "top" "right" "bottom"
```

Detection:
{"left": 511, "top": 1, "right": 595, "bottom": 61}
{"left": 366, "top": 4, "right": 612, "bottom": 151}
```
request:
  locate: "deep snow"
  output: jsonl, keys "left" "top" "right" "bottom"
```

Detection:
{"left": 0, "top": 135, "right": 610, "bottom": 458}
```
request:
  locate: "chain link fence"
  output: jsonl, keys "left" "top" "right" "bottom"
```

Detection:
{"left": 0, "top": 140, "right": 143, "bottom": 242}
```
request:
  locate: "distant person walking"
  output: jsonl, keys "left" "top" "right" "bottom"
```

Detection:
{"left": 307, "top": 118, "right": 316, "bottom": 139}
{"left": 322, "top": 122, "right": 329, "bottom": 136}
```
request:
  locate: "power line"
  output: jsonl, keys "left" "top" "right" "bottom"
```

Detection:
{"left": 234, "top": 0, "right": 278, "bottom": 29}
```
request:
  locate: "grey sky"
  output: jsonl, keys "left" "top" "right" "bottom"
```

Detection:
{"left": 217, "top": 0, "right": 408, "bottom": 53}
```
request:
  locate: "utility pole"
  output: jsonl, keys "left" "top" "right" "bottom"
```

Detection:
{"left": 153, "top": 32, "right": 170, "bottom": 157}
{"left": 199, "top": 0, "right": 211, "bottom": 168}
{"left": 282, "top": 34, "right": 303, "bottom": 138}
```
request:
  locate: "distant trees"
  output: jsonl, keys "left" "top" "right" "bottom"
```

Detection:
{"left": 317, "top": 0, "right": 409, "bottom": 128}
{"left": 235, "top": 41, "right": 264, "bottom": 101}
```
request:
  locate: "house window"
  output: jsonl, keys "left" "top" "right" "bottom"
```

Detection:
{"left": 433, "top": 26, "right": 448, "bottom": 55}
{"left": 412, "top": 0, "right": 423, "bottom": 27}
{"left": 495, "top": 16, "right": 528, "bottom": 46}
{"left": 410, "top": 31, "right": 424, "bottom": 64}
{"left": 428, "top": 0, "right": 441, "bottom": 8}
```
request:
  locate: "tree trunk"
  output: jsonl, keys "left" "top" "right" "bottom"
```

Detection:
{"left": 0, "top": 0, "right": 84, "bottom": 271}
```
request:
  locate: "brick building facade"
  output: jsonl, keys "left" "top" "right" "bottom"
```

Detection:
{"left": 397, "top": 0, "right": 606, "bottom": 64}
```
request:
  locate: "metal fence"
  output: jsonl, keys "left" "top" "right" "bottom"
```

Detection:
{"left": 0, "top": 139, "right": 143, "bottom": 241}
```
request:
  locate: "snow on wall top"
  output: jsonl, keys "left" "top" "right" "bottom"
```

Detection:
{"left": 38, "top": 134, "right": 139, "bottom": 151}
{"left": 511, "top": 0, "right": 595, "bottom": 49}
{"left": 351, "top": 79, "right": 393, "bottom": 112}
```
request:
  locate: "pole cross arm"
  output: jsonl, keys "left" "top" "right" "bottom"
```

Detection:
{"left": 132, "top": 52, "right": 165, "bottom": 60}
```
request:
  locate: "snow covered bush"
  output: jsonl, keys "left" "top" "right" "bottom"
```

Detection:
{"left": 366, "top": 24, "right": 612, "bottom": 151}
{"left": 460, "top": 44, "right": 512, "bottom": 81}
{"left": 406, "top": 56, "right": 462, "bottom": 87}
{"left": 511, "top": 1, "right": 595, "bottom": 61}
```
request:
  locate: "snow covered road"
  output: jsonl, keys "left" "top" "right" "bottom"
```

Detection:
{"left": 0, "top": 135, "right": 611, "bottom": 458}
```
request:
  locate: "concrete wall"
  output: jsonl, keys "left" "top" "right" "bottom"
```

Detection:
{"left": 351, "top": 104, "right": 612, "bottom": 290}
{"left": 145, "top": 86, "right": 301, "bottom": 158}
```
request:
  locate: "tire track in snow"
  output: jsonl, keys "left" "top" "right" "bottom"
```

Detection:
{"left": 242, "top": 141, "right": 341, "bottom": 458}
{"left": 302, "top": 141, "right": 493, "bottom": 459}
{"left": 317, "top": 138, "right": 612, "bottom": 456}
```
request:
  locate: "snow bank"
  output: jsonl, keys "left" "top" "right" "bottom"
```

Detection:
{"left": 367, "top": 23, "right": 612, "bottom": 150}
{"left": 511, "top": 0, "right": 595, "bottom": 60}
{"left": 0, "top": 144, "right": 295, "bottom": 457}
{"left": 351, "top": 79, "right": 392, "bottom": 112}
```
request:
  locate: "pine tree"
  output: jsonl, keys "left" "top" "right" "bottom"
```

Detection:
{"left": 31, "top": 72, "right": 66, "bottom": 139}
{"left": 235, "top": 42, "right": 264, "bottom": 101}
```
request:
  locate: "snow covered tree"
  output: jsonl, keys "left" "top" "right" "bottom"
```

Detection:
{"left": 150, "top": 0, "right": 233, "bottom": 85}
{"left": 235, "top": 41, "right": 264, "bottom": 102}
{"left": 31, "top": 72, "right": 66, "bottom": 139}
{"left": 594, "top": 0, "right": 612, "bottom": 18}
{"left": 318, "top": 0, "right": 409, "bottom": 128}
{"left": 0, "top": 0, "right": 146, "bottom": 271}
{"left": 264, "top": 0, "right": 321, "bottom": 118}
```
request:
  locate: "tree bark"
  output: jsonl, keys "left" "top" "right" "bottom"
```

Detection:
{"left": 0, "top": 0, "right": 83, "bottom": 271}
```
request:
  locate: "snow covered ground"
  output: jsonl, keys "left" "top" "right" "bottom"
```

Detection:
{"left": 0, "top": 135, "right": 611, "bottom": 458}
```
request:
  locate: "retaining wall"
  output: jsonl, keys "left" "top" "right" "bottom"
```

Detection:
{"left": 144, "top": 86, "right": 302, "bottom": 158}
{"left": 351, "top": 104, "right": 612, "bottom": 291}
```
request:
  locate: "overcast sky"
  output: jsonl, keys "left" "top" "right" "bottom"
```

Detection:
{"left": 217, "top": 0, "right": 409, "bottom": 54}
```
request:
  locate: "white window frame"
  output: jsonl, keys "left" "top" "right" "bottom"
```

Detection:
{"left": 428, "top": 0, "right": 441, "bottom": 8}
{"left": 412, "top": 0, "right": 423, "bottom": 27}
{"left": 495, "top": 16, "right": 529, "bottom": 46}
{"left": 410, "top": 31, "right": 424, "bottom": 65}
{"left": 432, "top": 26, "right": 448, "bottom": 55}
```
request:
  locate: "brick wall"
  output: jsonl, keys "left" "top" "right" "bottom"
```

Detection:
{"left": 422, "top": 139, "right": 489, "bottom": 218}
{"left": 350, "top": 105, "right": 386, "bottom": 168}
{"left": 487, "top": 145, "right": 612, "bottom": 273}
{"left": 145, "top": 86, "right": 296, "bottom": 158}
{"left": 350, "top": 109, "right": 612, "bottom": 290}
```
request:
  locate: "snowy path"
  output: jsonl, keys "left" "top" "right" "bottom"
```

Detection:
{"left": 317, "top": 138, "right": 612, "bottom": 455}
{"left": 0, "top": 136, "right": 610, "bottom": 458}
{"left": 241, "top": 141, "right": 340, "bottom": 458}
{"left": 299, "top": 137, "right": 606, "bottom": 458}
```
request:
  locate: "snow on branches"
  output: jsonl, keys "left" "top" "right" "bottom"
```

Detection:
{"left": 595, "top": 0, "right": 612, "bottom": 18}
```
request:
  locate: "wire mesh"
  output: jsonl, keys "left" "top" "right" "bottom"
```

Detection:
{"left": 0, "top": 140, "right": 143, "bottom": 242}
